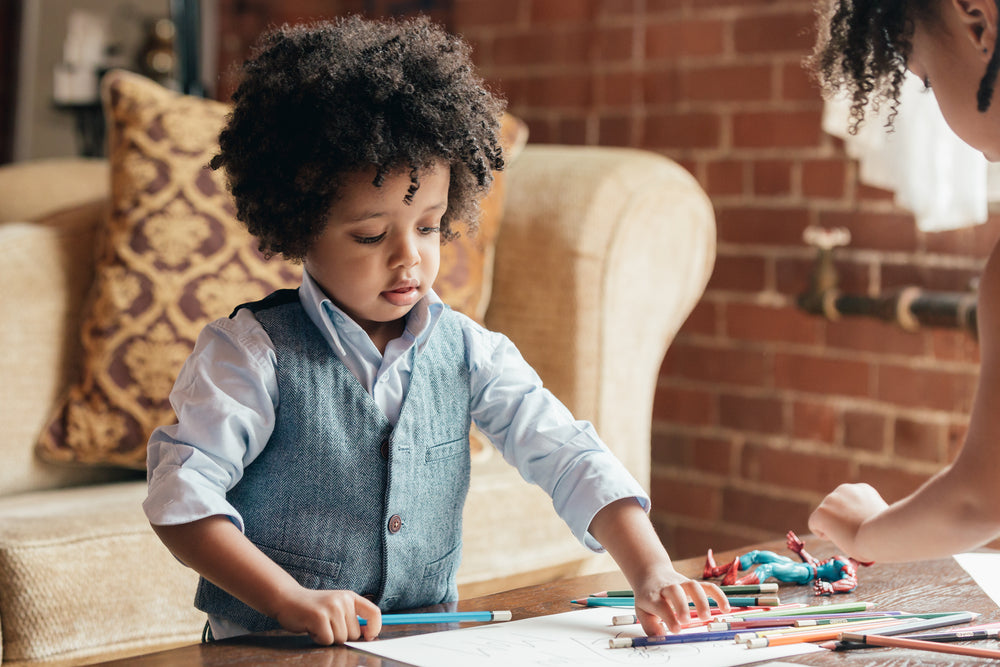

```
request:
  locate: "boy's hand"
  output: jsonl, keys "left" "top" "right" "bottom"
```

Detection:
{"left": 808, "top": 483, "right": 888, "bottom": 561}
{"left": 632, "top": 568, "right": 730, "bottom": 635}
{"left": 273, "top": 588, "right": 382, "bottom": 644}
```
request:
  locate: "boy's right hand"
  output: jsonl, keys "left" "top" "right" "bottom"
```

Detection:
{"left": 273, "top": 588, "right": 382, "bottom": 644}
{"left": 808, "top": 483, "right": 888, "bottom": 561}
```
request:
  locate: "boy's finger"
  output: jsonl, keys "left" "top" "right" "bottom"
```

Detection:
{"left": 356, "top": 597, "right": 382, "bottom": 640}
{"left": 682, "top": 581, "right": 714, "bottom": 619}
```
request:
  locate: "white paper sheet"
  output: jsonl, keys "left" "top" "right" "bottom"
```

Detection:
{"left": 347, "top": 607, "right": 824, "bottom": 666}
{"left": 955, "top": 552, "right": 1000, "bottom": 608}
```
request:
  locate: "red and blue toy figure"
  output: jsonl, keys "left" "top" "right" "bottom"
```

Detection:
{"left": 702, "top": 531, "right": 871, "bottom": 595}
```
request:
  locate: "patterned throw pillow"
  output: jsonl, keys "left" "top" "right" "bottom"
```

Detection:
{"left": 36, "top": 70, "right": 526, "bottom": 469}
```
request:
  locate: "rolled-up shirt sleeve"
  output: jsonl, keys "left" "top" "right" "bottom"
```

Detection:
{"left": 463, "top": 315, "right": 649, "bottom": 552}
{"left": 143, "top": 308, "right": 278, "bottom": 533}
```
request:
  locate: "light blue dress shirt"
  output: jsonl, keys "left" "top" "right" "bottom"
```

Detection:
{"left": 144, "top": 271, "right": 649, "bottom": 631}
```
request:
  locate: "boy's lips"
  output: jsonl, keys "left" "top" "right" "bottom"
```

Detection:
{"left": 381, "top": 281, "right": 420, "bottom": 306}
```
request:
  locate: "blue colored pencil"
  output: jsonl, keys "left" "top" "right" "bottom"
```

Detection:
{"left": 610, "top": 629, "right": 749, "bottom": 648}
{"left": 357, "top": 610, "right": 512, "bottom": 626}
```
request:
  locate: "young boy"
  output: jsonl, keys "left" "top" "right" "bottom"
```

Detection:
{"left": 807, "top": 0, "right": 1000, "bottom": 563}
{"left": 143, "top": 15, "right": 727, "bottom": 645}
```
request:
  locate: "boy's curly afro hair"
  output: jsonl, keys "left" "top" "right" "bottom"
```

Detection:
{"left": 210, "top": 15, "right": 506, "bottom": 260}
{"left": 809, "top": 0, "right": 1000, "bottom": 133}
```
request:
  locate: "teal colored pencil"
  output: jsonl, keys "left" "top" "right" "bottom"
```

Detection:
{"left": 357, "top": 610, "right": 512, "bottom": 626}
{"left": 572, "top": 596, "right": 777, "bottom": 608}
{"left": 591, "top": 583, "right": 778, "bottom": 597}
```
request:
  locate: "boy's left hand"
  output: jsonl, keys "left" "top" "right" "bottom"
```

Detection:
{"left": 632, "top": 569, "right": 730, "bottom": 635}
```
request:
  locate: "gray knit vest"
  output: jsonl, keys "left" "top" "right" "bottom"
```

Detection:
{"left": 194, "top": 290, "right": 472, "bottom": 631}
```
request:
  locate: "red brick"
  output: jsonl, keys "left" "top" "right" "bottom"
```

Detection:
{"left": 715, "top": 206, "right": 810, "bottom": 246}
{"left": 844, "top": 409, "right": 888, "bottom": 453}
{"left": 733, "top": 110, "right": 823, "bottom": 148}
{"left": 598, "top": 71, "right": 642, "bottom": 107}
{"left": 646, "top": 19, "right": 725, "bottom": 59}
{"left": 676, "top": 299, "right": 719, "bottom": 337}
{"left": 881, "top": 263, "right": 981, "bottom": 293}
{"left": 781, "top": 61, "right": 821, "bottom": 101}
{"left": 774, "top": 352, "right": 871, "bottom": 398}
{"left": 930, "top": 329, "right": 980, "bottom": 364}
{"left": 663, "top": 342, "right": 772, "bottom": 388}
{"left": 857, "top": 182, "right": 895, "bottom": 202}
{"left": 741, "top": 442, "right": 852, "bottom": 492}
{"left": 856, "top": 464, "right": 933, "bottom": 503}
{"left": 643, "top": 68, "right": 682, "bottom": 106}
{"left": 894, "top": 417, "right": 946, "bottom": 463}
{"left": 681, "top": 64, "right": 774, "bottom": 103}
{"left": 817, "top": 210, "right": 919, "bottom": 253}
{"left": 705, "top": 159, "right": 745, "bottom": 197}
{"left": 644, "top": 111, "right": 721, "bottom": 149}
{"left": 877, "top": 364, "right": 977, "bottom": 412}
{"left": 525, "top": 73, "right": 592, "bottom": 107}
{"left": 652, "top": 384, "right": 716, "bottom": 426}
{"left": 530, "top": 0, "right": 592, "bottom": 23}
{"left": 719, "top": 395, "right": 785, "bottom": 435}
{"left": 947, "top": 421, "right": 968, "bottom": 459}
{"left": 752, "top": 159, "right": 793, "bottom": 196}
{"left": 454, "top": 0, "right": 523, "bottom": 26}
{"left": 556, "top": 116, "right": 589, "bottom": 144}
{"left": 652, "top": 431, "right": 735, "bottom": 475}
{"left": 597, "top": 115, "right": 634, "bottom": 146}
{"left": 801, "top": 158, "right": 848, "bottom": 198}
{"left": 792, "top": 400, "right": 838, "bottom": 443}
{"left": 596, "top": 26, "right": 637, "bottom": 61}
{"left": 825, "top": 318, "right": 926, "bottom": 357}
{"left": 707, "top": 255, "right": 767, "bottom": 292}
{"left": 924, "top": 217, "right": 1000, "bottom": 257}
{"left": 733, "top": 12, "right": 816, "bottom": 54}
{"left": 722, "top": 488, "right": 813, "bottom": 534}
{"left": 598, "top": 0, "right": 640, "bottom": 16}
{"left": 667, "top": 525, "right": 752, "bottom": 561}
{"left": 725, "top": 302, "right": 823, "bottom": 345}
{"left": 650, "top": 474, "right": 723, "bottom": 521}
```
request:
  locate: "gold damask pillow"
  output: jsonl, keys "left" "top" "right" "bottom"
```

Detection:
{"left": 35, "top": 70, "right": 302, "bottom": 468}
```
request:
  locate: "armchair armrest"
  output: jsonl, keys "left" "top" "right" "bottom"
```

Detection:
{"left": 486, "top": 145, "right": 716, "bottom": 488}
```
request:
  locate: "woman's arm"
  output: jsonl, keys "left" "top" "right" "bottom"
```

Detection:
{"left": 810, "top": 239, "right": 1000, "bottom": 562}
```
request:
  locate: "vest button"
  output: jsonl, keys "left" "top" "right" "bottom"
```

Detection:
{"left": 362, "top": 593, "right": 377, "bottom": 602}
{"left": 380, "top": 438, "right": 389, "bottom": 459}
{"left": 387, "top": 514, "right": 403, "bottom": 533}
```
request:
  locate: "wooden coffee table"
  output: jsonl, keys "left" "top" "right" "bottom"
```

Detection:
{"left": 91, "top": 536, "right": 1000, "bottom": 666}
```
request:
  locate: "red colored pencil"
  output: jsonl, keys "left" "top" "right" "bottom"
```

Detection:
{"left": 839, "top": 631, "right": 1000, "bottom": 659}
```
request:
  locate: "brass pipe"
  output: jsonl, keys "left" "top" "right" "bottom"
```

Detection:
{"left": 797, "top": 227, "right": 978, "bottom": 339}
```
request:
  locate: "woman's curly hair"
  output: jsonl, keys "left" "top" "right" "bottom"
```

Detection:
{"left": 210, "top": 15, "right": 506, "bottom": 260}
{"left": 808, "top": 0, "right": 1000, "bottom": 134}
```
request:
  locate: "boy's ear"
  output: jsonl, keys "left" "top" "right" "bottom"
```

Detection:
{"left": 953, "top": 0, "right": 999, "bottom": 62}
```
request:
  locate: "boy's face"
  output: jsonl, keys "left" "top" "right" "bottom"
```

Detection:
{"left": 305, "top": 161, "right": 448, "bottom": 346}
{"left": 908, "top": 0, "right": 1000, "bottom": 160}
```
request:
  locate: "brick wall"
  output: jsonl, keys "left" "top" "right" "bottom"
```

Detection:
{"left": 217, "top": 0, "right": 1000, "bottom": 559}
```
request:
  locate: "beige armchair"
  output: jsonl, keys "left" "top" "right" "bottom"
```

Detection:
{"left": 0, "top": 145, "right": 715, "bottom": 664}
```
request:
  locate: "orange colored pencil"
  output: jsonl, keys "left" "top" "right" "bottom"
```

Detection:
{"left": 839, "top": 631, "right": 1000, "bottom": 659}
{"left": 742, "top": 619, "right": 906, "bottom": 648}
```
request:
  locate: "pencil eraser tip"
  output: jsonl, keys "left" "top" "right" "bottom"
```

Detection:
{"left": 609, "top": 638, "right": 633, "bottom": 649}
{"left": 733, "top": 632, "right": 754, "bottom": 643}
{"left": 758, "top": 596, "right": 780, "bottom": 606}
{"left": 707, "top": 622, "right": 727, "bottom": 631}
{"left": 760, "top": 583, "right": 779, "bottom": 593}
{"left": 612, "top": 615, "right": 637, "bottom": 626}
{"left": 745, "top": 638, "right": 768, "bottom": 649}
{"left": 493, "top": 611, "right": 512, "bottom": 621}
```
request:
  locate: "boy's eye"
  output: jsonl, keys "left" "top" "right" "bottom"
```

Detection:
{"left": 418, "top": 226, "right": 441, "bottom": 235}
{"left": 355, "top": 232, "right": 386, "bottom": 244}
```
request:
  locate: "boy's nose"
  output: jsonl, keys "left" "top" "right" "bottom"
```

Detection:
{"left": 390, "top": 235, "right": 420, "bottom": 267}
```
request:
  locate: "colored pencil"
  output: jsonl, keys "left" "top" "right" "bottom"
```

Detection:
{"left": 572, "top": 596, "right": 777, "bottom": 608}
{"left": 708, "top": 612, "right": 913, "bottom": 631}
{"left": 838, "top": 631, "right": 1000, "bottom": 659}
{"left": 720, "top": 601, "right": 873, "bottom": 619}
{"left": 743, "top": 619, "right": 912, "bottom": 648}
{"left": 738, "top": 617, "right": 906, "bottom": 643}
{"left": 823, "top": 621, "right": 1000, "bottom": 651}
{"left": 356, "top": 610, "right": 512, "bottom": 626}
{"left": 591, "top": 583, "right": 778, "bottom": 597}
{"left": 752, "top": 611, "right": 979, "bottom": 649}
{"left": 610, "top": 627, "right": 760, "bottom": 648}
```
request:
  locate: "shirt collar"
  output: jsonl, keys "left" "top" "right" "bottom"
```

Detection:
{"left": 299, "top": 269, "right": 445, "bottom": 355}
